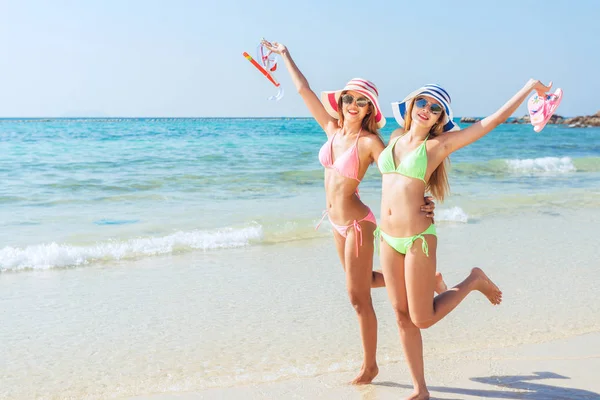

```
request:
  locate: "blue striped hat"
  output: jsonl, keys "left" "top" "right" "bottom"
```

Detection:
{"left": 391, "top": 84, "right": 460, "bottom": 132}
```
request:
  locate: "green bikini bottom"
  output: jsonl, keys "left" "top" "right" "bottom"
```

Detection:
{"left": 375, "top": 223, "right": 437, "bottom": 257}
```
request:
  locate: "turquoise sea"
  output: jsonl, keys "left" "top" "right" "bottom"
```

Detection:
{"left": 1, "top": 118, "right": 599, "bottom": 271}
{"left": 1, "top": 118, "right": 600, "bottom": 399}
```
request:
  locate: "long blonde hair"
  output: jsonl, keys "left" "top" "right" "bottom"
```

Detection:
{"left": 403, "top": 99, "right": 451, "bottom": 201}
{"left": 336, "top": 91, "right": 381, "bottom": 140}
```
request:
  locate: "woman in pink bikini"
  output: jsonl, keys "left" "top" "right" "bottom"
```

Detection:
{"left": 262, "top": 39, "right": 438, "bottom": 384}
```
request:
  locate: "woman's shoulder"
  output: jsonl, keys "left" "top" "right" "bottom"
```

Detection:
{"left": 360, "top": 130, "right": 384, "bottom": 146}
{"left": 390, "top": 128, "right": 405, "bottom": 139}
{"left": 323, "top": 120, "right": 341, "bottom": 137}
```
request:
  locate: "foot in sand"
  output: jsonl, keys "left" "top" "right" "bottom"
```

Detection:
{"left": 434, "top": 271, "right": 447, "bottom": 294}
{"left": 350, "top": 364, "right": 378, "bottom": 385}
{"left": 406, "top": 390, "right": 430, "bottom": 400}
{"left": 470, "top": 267, "right": 502, "bottom": 305}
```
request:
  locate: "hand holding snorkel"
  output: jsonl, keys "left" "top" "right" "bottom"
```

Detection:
{"left": 242, "top": 38, "right": 284, "bottom": 101}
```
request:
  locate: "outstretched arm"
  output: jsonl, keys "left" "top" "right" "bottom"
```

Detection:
{"left": 262, "top": 39, "right": 337, "bottom": 133}
{"left": 440, "top": 79, "right": 552, "bottom": 155}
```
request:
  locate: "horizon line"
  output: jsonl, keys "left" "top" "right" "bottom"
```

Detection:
{"left": 0, "top": 115, "right": 572, "bottom": 120}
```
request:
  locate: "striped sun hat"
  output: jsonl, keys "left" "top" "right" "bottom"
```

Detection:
{"left": 391, "top": 84, "right": 460, "bottom": 132}
{"left": 321, "top": 78, "right": 386, "bottom": 129}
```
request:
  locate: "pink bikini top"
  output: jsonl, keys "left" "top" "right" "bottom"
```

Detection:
{"left": 318, "top": 129, "right": 362, "bottom": 182}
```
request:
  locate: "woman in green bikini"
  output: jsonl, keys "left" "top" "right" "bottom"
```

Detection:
{"left": 261, "top": 39, "right": 443, "bottom": 385}
{"left": 378, "top": 80, "right": 552, "bottom": 399}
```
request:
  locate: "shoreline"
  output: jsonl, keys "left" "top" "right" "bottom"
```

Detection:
{"left": 2, "top": 208, "right": 599, "bottom": 399}
{"left": 128, "top": 332, "right": 600, "bottom": 399}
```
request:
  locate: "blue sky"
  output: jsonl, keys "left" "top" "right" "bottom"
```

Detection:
{"left": 0, "top": 0, "right": 598, "bottom": 118}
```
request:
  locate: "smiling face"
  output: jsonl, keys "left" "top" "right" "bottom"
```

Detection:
{"left": 339, "top": 90, "right": 372, "bottom": 124}
{"left": 410, "top": 95, "right": 444, "bottom": 130}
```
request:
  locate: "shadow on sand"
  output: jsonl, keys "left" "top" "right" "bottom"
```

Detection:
{"left": 373, "top": 371, "right": 600, "bottom": 399}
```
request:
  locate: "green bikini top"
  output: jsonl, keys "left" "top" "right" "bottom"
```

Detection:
{"left": 378, "top": 135, "right": 429, "bottom": 182}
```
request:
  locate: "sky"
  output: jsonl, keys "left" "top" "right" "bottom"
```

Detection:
{"left": 0, "top": 0, "right": 598, "bottom": 118}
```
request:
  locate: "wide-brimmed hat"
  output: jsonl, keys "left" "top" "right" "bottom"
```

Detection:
{"left": 321, "top": 78, "right": 386, "bottom": 129}
{"left": 391, "top": 84, "right": 460, "bottom": 132}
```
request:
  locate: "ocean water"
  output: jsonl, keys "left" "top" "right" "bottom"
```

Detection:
{"left": 1, "top": 118, "right": 600, "bottom": 399}
{"left": 1, "top": 118, "right": 599, "bottom": 271}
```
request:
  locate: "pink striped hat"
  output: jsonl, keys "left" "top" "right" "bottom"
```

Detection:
{"left": 320, "top": 78, "right": 386, "bottom": 129}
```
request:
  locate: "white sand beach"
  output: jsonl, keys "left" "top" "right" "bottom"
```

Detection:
{"left": 3, "top": 207, "right": 599, "bottom": 399}
{"left": 131, "top": 332, "right": 600, "bottom": 399}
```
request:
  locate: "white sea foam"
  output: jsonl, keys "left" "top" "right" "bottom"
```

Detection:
{"left": 0, "top": 225, "right": 263, "bottom": 271}
{"left": 436, "top": 206, "right": 469, "bottom": 223}
{"left": 506, "top": 157, "right": 576, "bottom": 174}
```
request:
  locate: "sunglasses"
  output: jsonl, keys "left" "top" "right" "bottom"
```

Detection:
{"left": 341, "top": 94, "right": 371, "bottom": 108}
{"left": 414, "top": 97, "right": 443, "bottom": 115}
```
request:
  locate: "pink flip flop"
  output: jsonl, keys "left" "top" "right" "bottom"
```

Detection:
{"left": 528, "top": 88, "right": 563, "bottom": 132}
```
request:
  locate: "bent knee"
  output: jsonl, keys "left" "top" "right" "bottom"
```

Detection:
{"left": 347, "top": 290, "right": 373, "bottom": 313}
{"left": 412, "top": 318, "right": 434, "bottom": 329}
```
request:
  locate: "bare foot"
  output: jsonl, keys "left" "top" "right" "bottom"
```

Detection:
{"left": 434, "top": 271, "right": 447, "bottom": 294}
{"left": 350, "top": 364, "right": 378, "bottom": 385}
{"left": 406, "top": 390, "right": 430, "bottom": 400}
{"left": 371, "top": 270, "right": 385, "bottom": 288}
{"left": 470, "top": 267, "right": 502, "bottom": 305}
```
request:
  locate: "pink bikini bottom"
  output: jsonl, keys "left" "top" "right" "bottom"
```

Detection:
{"left": 316, "top": 209, "right": 377, "bottom": 257}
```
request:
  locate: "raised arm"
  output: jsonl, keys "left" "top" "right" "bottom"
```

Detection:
{"left": 262, "top": 40, "right": 337, "bottom": 134}
{"left": 440, "top": 79, "right": 552, "bottom": 155}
